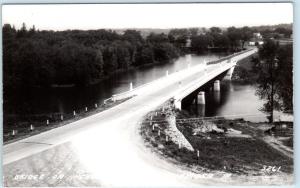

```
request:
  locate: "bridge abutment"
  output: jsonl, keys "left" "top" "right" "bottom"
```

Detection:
{"left": 223, "top": 66, "right": 235, "bottom": 80}
{"left": 174, "top": 100, "right": 182, "bottom": 110}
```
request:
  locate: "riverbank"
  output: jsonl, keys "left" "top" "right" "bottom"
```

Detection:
{"left": 139, "top": 100, "right": 293, "bottom": 184}
{"left": 231, "top": 53, "right": 258, "bottom": 84}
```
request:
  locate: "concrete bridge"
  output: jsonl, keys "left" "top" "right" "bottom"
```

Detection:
{"left": 3, "top": 48, "right": 258, "bottom": 187}
{"left": 110, "top": 48, "right": 257, "bottom": 110}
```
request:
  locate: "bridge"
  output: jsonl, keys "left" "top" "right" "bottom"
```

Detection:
{"left": 3, "top": 48, "right": 258, "bottom": 186}
{"left": 110, "top": 48, "right": 257, "bottom": 110}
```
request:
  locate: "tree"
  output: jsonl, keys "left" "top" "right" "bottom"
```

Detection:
{"left": 275, "top": 27, "right": 292, "bottom": 38}
{"left": 209, "top": 27, "right": 222, "bottom": 34}
{"left": 240, "top": 26, "right": 253, "bottom": 48}
{"left": 191, "top": 34, "right": 211, "bottom": 53}
{"left": 122, "top": 30, "right": 143, "bottom": 44}
{"left": 134, "top": 44, "right": 155, "bottom": 66}
{"left": 189, "top": 28, "right": 199, "bottom": 37}
{"left": 226, "top": 27, "right": 242, "bottom": 50}
{"left": 17, "top": 22, "right": 27, "bottom": 38}
{"left": 147, "top": 32, "right": 169, "bottom": 43}
{"left": 253, "top": 39, "right": 293, "bottom": 122}
{"left": 276, "top": 44, "right": 293, "bottom": 113}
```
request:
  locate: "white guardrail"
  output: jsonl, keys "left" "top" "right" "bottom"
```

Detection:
{"left": 111, "top": 48, "right": 258, "bottom": 102}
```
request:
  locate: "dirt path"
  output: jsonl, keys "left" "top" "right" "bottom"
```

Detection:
{"left": 262, "top": 136, "right": 293, "bottom": 159}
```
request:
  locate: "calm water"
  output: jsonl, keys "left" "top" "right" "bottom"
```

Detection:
{"left": 5, "top": 53, "right": 266, "bottom": 122}
{"left": 185, "top": 82, "right": 267, "bottom": 122}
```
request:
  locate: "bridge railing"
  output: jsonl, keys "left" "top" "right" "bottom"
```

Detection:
{"left": 207, "top": 48, "right": 254, "bottom": 65}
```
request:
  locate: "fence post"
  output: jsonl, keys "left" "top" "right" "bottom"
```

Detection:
{"left": 46, "top": 119, "right": 49, "bottom": 125}
{"left": 73, "top": 110, "right": 76, "bottom": 116}
{"left": 178, "top": 143, "right": 181, "bottom": 149}
{"left": 130, "top": 82, "right": 133, "bottom": 91}
{"left": 30, "top": 124, "right": 34, "bottom": 131}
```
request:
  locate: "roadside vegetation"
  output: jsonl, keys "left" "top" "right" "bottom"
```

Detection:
{"left": 140, "top": 102, "right": 293, "bottom": 176}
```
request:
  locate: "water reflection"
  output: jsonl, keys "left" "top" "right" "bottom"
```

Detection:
{"left": 186, "top": 82, "right": 267, "bottom": 122}
{"left": 195, "top": 104, "right": 206, "bottom": 117}
{"left": 213, "top": 91, "right": 221, "bottom": 105}
{"left": 5, "top": 54, "right": 223, "bottom": 116}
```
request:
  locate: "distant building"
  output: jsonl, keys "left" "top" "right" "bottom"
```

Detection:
{"left": 248, "top": 32, "right": 264, "bottom": 46}
{"left": 253, "top": 32, "right": 262, "bottom": 39}
{"left": 185, "top": 38, "right": 191, "bottom": 48}
{"left": 248, "top": 39, "right": 264, "bottom": 46}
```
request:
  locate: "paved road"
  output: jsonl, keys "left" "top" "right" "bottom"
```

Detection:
{"left": 3, "top": 49, "right": 265, "bottom": 187}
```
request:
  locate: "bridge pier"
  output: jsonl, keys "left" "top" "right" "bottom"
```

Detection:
{"left": 214, "top": 80, "right": 220, "bottom": 91}
{"left": 197, "top": 91, "right": 205, "bottom": 104}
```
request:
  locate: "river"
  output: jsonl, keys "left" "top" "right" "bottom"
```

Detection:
{"left": 5, "top": 53, "right": 267, "bottom": 122}
{"left": 184, "top": 81, "right": 267, "bottom": 122}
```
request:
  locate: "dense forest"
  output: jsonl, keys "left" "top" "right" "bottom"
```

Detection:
{"left": 3, "top": 23, "right": 292, "bottom": 94}
{"left": 3, "top": 24, "right": 181, "bottom": 91}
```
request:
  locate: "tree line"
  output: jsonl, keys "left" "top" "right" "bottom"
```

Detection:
{"left": 3, "top": 24, "right": 180, "bottom": 92}
{"left": 3, "top": 23, "right": 292, "bottom": 93}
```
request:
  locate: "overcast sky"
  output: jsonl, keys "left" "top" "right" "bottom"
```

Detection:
{"left": 2, "top": 3, "right": 293, "bottom": 30}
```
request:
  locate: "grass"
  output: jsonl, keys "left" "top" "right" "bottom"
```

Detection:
{"left": 140, "top": 103, "right": 293, "bottom": 175}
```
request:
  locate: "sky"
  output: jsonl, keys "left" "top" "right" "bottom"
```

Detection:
{"left": 2, "top": 3, "right": 293, "bottom": 30}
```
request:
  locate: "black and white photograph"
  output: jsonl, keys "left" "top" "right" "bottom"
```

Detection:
{"left": 2, "top": 2, "right": 294, "bottom": 187}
